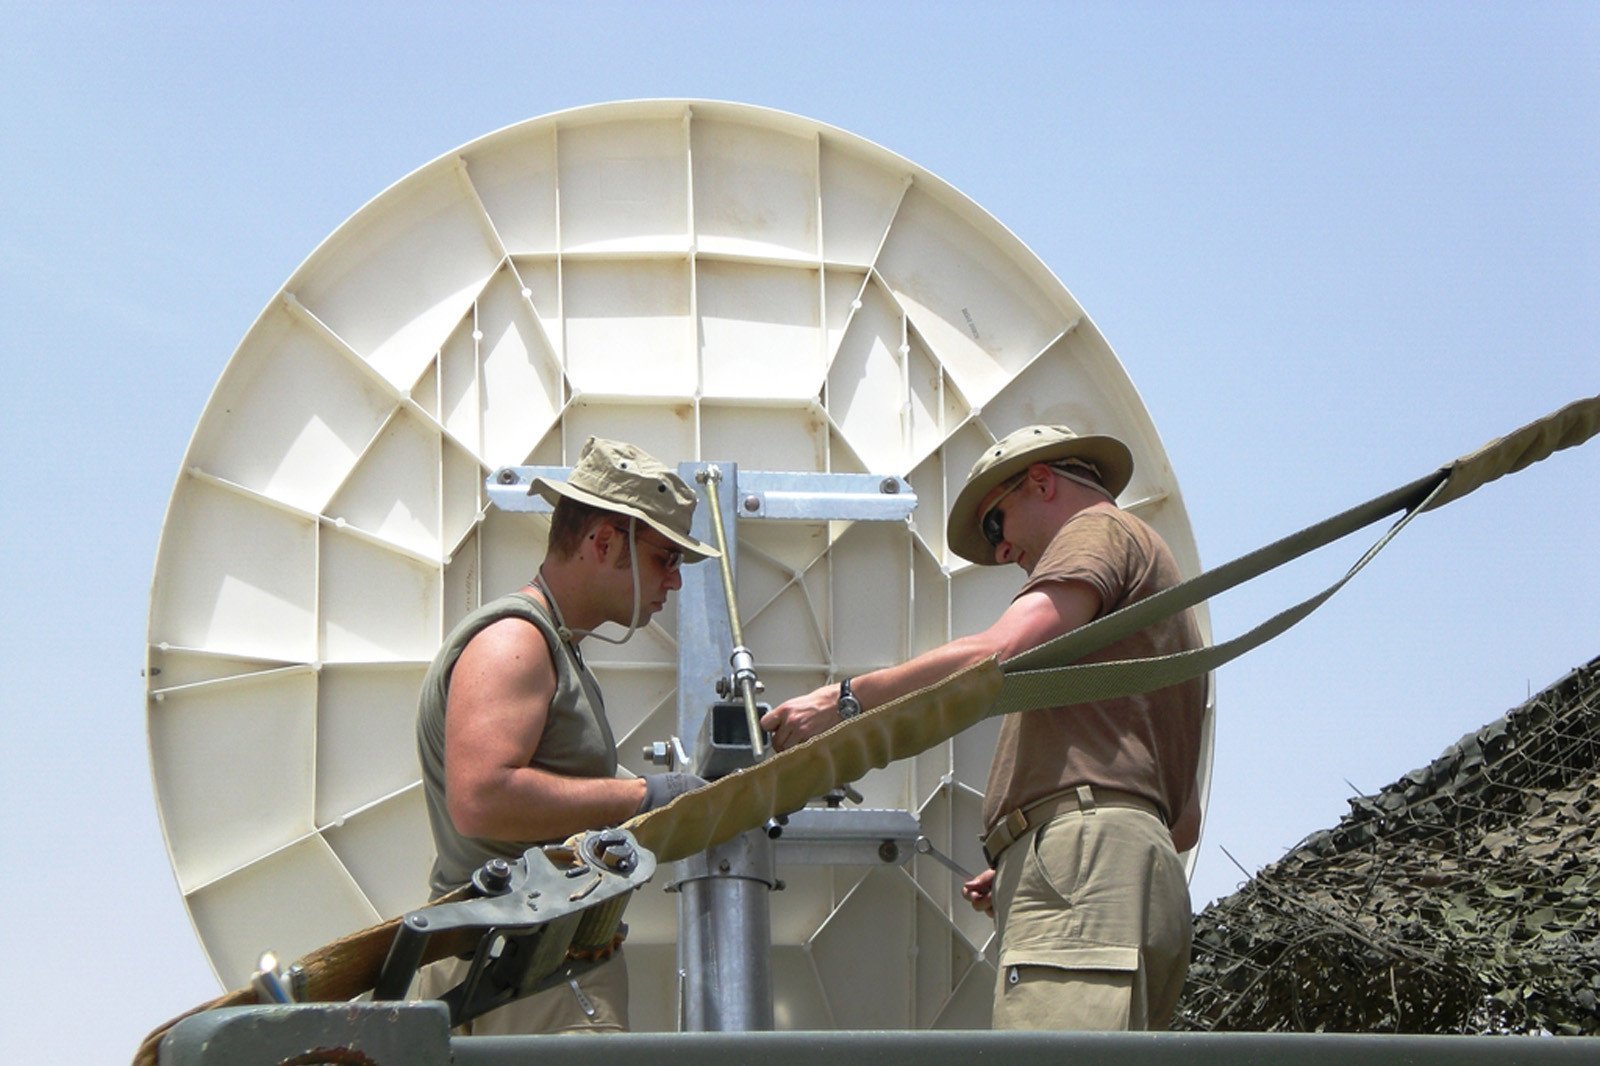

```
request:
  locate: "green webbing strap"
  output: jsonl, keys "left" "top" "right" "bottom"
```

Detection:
{"left": 993, "top": 393, "right": 1600, "bottom": 717}
{"left": 994, "top": 476, "right": 1446, "bottom": 714}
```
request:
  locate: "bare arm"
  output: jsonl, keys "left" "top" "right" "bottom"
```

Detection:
{"left": 444, "top": 618, "right": 648, "bottom": 841}
{"left": 761, "top": 579, "right": 1101, "bottom": 750}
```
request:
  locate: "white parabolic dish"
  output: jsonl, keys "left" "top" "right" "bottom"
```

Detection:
{"left": 145, "top": 99, "right": 1214, "bottom": 1030}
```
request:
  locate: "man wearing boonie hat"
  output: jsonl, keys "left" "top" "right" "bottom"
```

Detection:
{"left": 415, "top": 437, "right": 720, "bottom": 1033}
{"left": 763, "top": 424, "right": 1205, "bottom": 1031}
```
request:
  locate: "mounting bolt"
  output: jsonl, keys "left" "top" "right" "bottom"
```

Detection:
{"left": 496, "top": 469, "right": 518, "bottom": 485}
{"left": 878, "top": 841, "right": 900, "bottom": 864}
{"left": 880, "top": 478, "right": 900, "bottom": 494}
{"left": 743, "top": 494, "right": 761, "bottom": 512}
{"left": 477, "top": 857, "right": 513, "bottom": 893}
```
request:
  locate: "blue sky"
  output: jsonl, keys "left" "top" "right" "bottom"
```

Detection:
{"left": 2, "top": 3, "right": 1596, "bottom": 1060}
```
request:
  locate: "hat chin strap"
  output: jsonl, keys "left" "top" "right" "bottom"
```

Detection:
{"left": 589, "top": 518, "right": 645, "bottom": 645}
{"left": 1050, "top": 464, "right": 1117, "bottom": 503}
{"left": 536, "top": 519, "right": 645, "bottom": 647}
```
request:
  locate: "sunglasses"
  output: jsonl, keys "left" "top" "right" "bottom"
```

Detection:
{"left": 650, "top": 544, "right": 685, "bottom": 572}
{"left": 980, "top": 475, "right": 1027, "bottom": 548}
{"left": 609, "top": 523, "right": 684, "bottom": 571}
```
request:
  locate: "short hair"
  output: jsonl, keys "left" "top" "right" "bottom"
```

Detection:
{"left": 546, "top": 496, "right": 614, "bottom": 560}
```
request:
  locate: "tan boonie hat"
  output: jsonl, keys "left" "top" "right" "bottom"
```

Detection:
{"left": 947, "top": 424, "right": 1135, "bottom": 565}
{"left": 532, "top": 437, "right": 720, "bottom": 562}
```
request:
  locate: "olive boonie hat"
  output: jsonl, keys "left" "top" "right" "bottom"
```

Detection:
{"left": 947, "top": 424, "right": 1134, "bottom": 565}
{"left": 532, "top": 437, "right": 720, "bottom": 562}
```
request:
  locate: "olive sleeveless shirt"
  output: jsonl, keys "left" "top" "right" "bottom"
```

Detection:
{"left": 417, "top": 591, "right": 618, "bottom": 897}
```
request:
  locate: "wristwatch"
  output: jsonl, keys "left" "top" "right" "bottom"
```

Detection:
{"left": 837, "top": 677, "right": 863, "bottom": 720}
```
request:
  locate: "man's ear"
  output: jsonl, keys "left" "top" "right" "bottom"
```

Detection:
{"left": 589, "top": 520, "right": 618, "bottom": 559}
{"left": 1030, "top": 462, "right": 1058, "bottom": 499}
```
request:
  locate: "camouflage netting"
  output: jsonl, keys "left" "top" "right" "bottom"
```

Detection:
{"left": 1176, "top": 655, "right": 1600, "bottom": 1035}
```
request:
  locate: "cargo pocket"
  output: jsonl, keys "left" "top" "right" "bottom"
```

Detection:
{"left": 994, "top": 944, "right": 1140, "bottom": 1030}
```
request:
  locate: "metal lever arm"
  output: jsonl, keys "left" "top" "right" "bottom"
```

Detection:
{"left": 372, "top": 830, "right": 656, "bottom": 1026}
{"left": 697, "top": 464, "right": 765, "bottom": 757}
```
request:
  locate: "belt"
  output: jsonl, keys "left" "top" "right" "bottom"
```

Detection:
{"left": 980, "top": 784, "right": 1162, "bottom": 867}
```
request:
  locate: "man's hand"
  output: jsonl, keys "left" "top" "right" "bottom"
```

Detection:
{"left": 760, "top": 683, "right": 843, "bottom": 751}
{"left": 961, "top": 868, "right": 996, "bottom": 917}
{"left": 636, "top": 771, "right": 708, "bottom": 814}
{"left": 760, "top": 583, "right": 1103, "bottom": 756}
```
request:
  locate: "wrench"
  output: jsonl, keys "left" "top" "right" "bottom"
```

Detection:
{"left": 914, "top": 835, "right": 976, "bottom": 881}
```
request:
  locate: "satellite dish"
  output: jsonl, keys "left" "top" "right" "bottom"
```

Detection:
{"left": 146, "top": 99, "right": 1213, "bottom": 1031}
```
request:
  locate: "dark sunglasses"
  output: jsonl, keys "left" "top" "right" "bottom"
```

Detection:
{"left": 980, "top": 476, "right": 1026, "bottom": 548}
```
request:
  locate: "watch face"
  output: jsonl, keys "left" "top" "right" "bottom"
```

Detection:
{"left": 839, "top": 678, "right": 860, "bottom": 718}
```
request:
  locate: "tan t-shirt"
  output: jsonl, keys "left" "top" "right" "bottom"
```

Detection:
{"left": 981, "top": 507, "right": 1205, "bottom": 834}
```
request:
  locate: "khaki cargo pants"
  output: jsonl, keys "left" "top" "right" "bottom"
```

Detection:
{"left": 991, "top": 802, "right": 1191, "bottom": 1030}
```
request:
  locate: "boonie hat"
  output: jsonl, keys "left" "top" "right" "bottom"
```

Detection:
{"left": 532, "top": 437, "right": 720, "bottom": 562}
{"left": 947, "top": 424, "right": 1134, "bottom": 565}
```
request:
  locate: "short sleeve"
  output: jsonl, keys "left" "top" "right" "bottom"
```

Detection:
{"left": 1018, "top": 509, "right": 1140, "bottom": 612}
